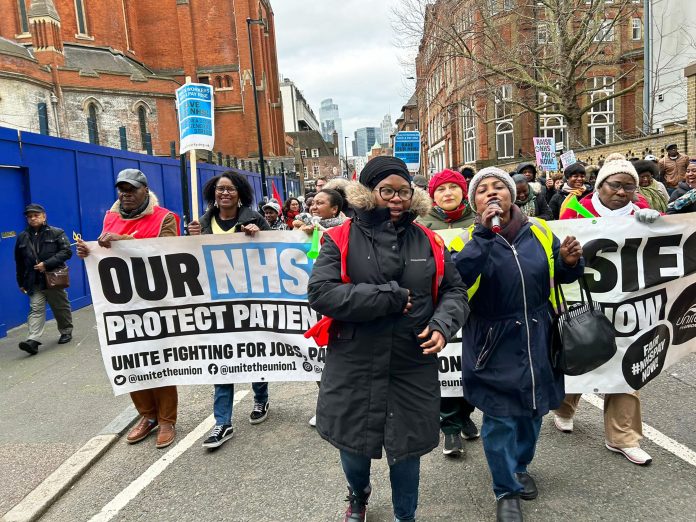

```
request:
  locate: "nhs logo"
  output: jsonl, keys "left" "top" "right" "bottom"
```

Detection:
{"left": 203, "top": 242, "right": 312, "bottom": 300}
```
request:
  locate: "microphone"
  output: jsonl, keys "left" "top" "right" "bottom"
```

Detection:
{"left": 488, "top": 200, "right": 501, "bottom": 234}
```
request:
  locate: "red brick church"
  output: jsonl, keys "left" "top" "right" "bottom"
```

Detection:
{"left": 0, "top": 0, "right": 285, "bottom": 159}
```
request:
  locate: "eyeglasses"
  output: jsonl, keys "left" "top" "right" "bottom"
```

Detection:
{"left": 215, "top": 186, "right": 238, "bottom": 194}
{"left": 375, "top": 187, "right": 414, "bottom": 201}
{"left": 604, "top": 180, "right": 637, "bottom": 193}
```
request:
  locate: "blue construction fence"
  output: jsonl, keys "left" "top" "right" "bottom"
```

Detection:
{"left": 0, "top": 126, "right": 300, "bottom": 338}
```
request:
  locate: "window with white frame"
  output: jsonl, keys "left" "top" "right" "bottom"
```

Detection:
{"left": 312, "top": 165, "right": 320, "bottom": 176}
{"left": 311, "top": 148, "right": 319, "bottom": 158}
{"left": 537, "top": 22, "right": 548, "bottom": 44}
{"left": 495, "top": 85, "right": 513, "bottom": 120}
{"left": 632, "top": 18, "right": 642, "bottom": 40}
{"left": 539, "top": 92, "right": 567, "bottom": 149}
{"left": 594, "top": 20, "right": 614, "bottom": 42}
{"left": 495, "top": 85, "right": 514, "bottom": 159}
{"left": 461, "top": 100, "right": 477, "bottom": 163}
{"left": 589, "top": 77, "right": 615, "bottom": 146}
{"left": 503, "top": 0, "right": 514, "bottom": 10}
{"left": 300, "top": 149, "right": 307, "bottom": 158}
{"left": 489, "top": 0, "right": 499, "bottom": 16}
{"left": 75, "top": 0, "right": 89, "bottom": 35}
{"left": 303, "top": 167, "right": 308, "bottom": 179}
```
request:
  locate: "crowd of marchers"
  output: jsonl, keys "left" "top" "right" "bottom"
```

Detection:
{"left": 12, "top": 144, "right": 696, "bottom": 522}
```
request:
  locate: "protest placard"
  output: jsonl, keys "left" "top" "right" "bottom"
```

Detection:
{"left": 533, "top": 137, "right": 559, "bottom": 171}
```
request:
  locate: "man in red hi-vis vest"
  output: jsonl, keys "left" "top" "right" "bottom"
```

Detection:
{"left": 77, "top": 169, "right": 181, "bottom": 449}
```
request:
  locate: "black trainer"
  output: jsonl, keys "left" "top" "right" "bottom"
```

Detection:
{"left": 443, "top": 432, "right": 464, "bottom": 456}
{"left": 249, "top": 401, "right": 269, "bottom": 424}
{"left": 344, "top": 484, "right": 371, "bottom": 522}
{"left": 202, "top": 424, "right": 233, "bottom": 449}
{"left": 461, "top": 417, "right": 480, "bottom": 440}
{"left": 19, "top": 340, "right": 40, "bottom": 355}
{"left": 58, "top": 334, "right": 72, "bottom": 344}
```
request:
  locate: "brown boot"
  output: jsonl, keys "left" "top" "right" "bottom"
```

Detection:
{"left": 126, "top": 417, "right": 158, "bottom": 444}
{"left": 156, "top": 423, "right": 176, "bottom": 449}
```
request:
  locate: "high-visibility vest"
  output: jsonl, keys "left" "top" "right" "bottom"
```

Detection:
{"left": 449, "top": 218, "right": 560, "bottom": 313}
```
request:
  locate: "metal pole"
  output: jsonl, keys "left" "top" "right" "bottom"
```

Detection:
{"left": 643, "top": 0, "right": 652, "bottom": 134}
{"left": 247, "top": 18, "right": 268, "bottom": 199}
{"left": 344, "top": 136, "right": 350, "bottom": 178}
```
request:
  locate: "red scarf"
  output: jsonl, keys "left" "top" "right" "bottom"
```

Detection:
{"left": 434, "top": 202, "right": 469, "bottom": 223}
{"left": 285, "top": 210, "right": 299, "bottom": 227}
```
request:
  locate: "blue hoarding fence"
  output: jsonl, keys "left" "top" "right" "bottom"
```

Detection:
{"left": 0, "top": 126, "right": 299, "bottom": 338}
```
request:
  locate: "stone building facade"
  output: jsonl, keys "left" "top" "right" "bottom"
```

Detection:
{"left": 0, "top": 0, "right": 285, "bottom": 159}
{"left": 287, "top": 130, "right": 340, "bottom": 191}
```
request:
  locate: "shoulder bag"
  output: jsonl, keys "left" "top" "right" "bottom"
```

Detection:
{"left": 27, "top": 234, "right": 70, "bottom": 290}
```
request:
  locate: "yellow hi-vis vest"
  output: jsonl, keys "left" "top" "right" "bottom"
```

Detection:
{"left": 450, "top": 218, "right": 560, "bottom": 313}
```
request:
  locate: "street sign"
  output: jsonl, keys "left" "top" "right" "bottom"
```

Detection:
{"left": 393, "top": 131, "right": 421, "bottom": 172}
{"left": 175, "top": 83, "right": 215, "bottom": 154}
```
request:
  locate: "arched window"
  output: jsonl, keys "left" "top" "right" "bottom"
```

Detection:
{"left": 138, "top": 106, "right": 148, "bottom": 150}
{"left": 495, "top": 121, "right": 514, "bottom": 159}
{"left": 215, "top": 76, "right": 223, "bottom": 89}
{"left": 224, "top": 75, "right": 232, "bottom": 88}
{"left": 87, "top": 103, "right": 99, "bottom": 145}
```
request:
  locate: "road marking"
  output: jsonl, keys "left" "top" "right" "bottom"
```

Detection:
{"left": 582, "top": 393, "right": 696, "bottom": 467}
{"left": 89, "top": 389, "right": 250, "bottom": 522}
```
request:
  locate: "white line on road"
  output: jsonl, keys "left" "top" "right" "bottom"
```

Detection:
{"left": 582, "top": 393, "right": 696, "bottom": 467}
{"left": 89, "top": 389, "right": 250, "bottom": 522}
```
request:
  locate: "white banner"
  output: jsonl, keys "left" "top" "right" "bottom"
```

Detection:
{"left": 85, "top": 217, "right": 696, "bottom": 396}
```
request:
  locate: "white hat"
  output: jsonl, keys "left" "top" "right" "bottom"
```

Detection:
{"left": 596, "top": 153, "right": 639, "bottom": 188}
{"left": 262, "top": 201, "right": 281, "bottom": 213}
{"left": 467, "top": 167, "right": 517, "bottom": 212}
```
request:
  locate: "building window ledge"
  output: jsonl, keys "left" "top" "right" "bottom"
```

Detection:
{"left": 75, "top": 33, "right": 94, "bottom": 41}
{"left": 15, "top": 32, "right": 31, "bottom": 39}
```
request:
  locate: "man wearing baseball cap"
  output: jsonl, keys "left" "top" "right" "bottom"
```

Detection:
{"left": 77, "top": 169, "right": 181, "bottom": 449}
{"left": 14, "top": 204, "right": 74, "bottom": 355}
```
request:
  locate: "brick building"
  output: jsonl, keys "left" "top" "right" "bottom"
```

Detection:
{"left": 415, "top": 0, "right": 645, "bottom": 174}
{"left": 395, "top": 93, "right": 418, "bottom": 133}
{"left": 287, "top": 129, "right": 340, "bottom": 191}
{"left": 0, "top": 0, "right": 285, "bottom": 159}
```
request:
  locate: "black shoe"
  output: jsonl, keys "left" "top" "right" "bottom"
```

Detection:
{"left": 344, "top": 484, "right": 371, "bottom": 521}
{"left": 442, "top": 432, "right": 464, "bottom": 456}
{"left": 19, "top": 340, "right": 40, "bottom": 355}
{"left": 249, "top": 401, "right": 269, "bottom": 424}
{"left": 515, "top": 472, "right": 538, "bottom": 500}
{"left": 58, "top": 334, "right": 72, "bottom": 344}
{"left": 461, "top": 417, "right": 480, "bottom": 440}
{"left": 496, "top": 495, "right": 523, "bottom": 522}
{"left": 202, "top": 424, "right": 233, "bottom": 449}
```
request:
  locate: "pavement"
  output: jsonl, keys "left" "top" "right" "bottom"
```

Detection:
{"left": 1, "top": 307, "right": 696, "bottom": 521}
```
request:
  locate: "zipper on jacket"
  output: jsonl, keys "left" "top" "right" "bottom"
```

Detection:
{"left": 475, "top": 327, "right": 494, "bottom": 369}
{"left": 500, "top": 237, "right": 537, "bottom": 410}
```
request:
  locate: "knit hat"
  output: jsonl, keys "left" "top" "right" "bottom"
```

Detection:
{"left": 428, "top": 169, "right": 468, "bottom": 199}
{"left": 595, "top": 153, "right": 639, "bottom": 188}
{"left": 467, "top": 167, "right": 517, "bottom": 212}
{"left": 262, "top": 201, "right": 281, "bottom": 214}
{"left": 359, "top": 156, "right": 410, "bottom": 189}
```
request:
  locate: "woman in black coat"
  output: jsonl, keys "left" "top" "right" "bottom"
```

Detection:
{"left": 307, "top": 156, "right": 468, "bottom": 522}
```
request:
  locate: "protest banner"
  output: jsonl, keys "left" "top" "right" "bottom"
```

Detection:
{"left": 85, "top": 217, "right": 696, "bottom": 396}
{"left": 533, "top": 137, "right": 559, "bottom": 171}
{"left": 560, "top": 150, "right": 577, "bottom": 169}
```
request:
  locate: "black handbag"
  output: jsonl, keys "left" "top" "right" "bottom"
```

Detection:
{"left": 550, "top": 276, "right": 617, "bottom": 376}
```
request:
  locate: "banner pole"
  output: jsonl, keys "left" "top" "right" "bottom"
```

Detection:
{"left": 183, "top": 76, "right": 200, "bottom": 221}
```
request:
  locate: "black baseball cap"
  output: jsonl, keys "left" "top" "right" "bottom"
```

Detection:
{"left": 24, "top": 203, "right": 46, "bottom": 214}
{"left": 115, "top": 168, "right": 148, "bottom": 188}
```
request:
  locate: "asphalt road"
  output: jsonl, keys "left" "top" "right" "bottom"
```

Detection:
{"left": 2, "top": 308, "right": 696, "bottom": 521}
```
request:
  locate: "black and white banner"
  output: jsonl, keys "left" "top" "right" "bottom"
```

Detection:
{"left": 85, "top": 217, "right": 696, "bottom": 396}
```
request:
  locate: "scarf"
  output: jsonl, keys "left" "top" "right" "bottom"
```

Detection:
{"left": 119, "top": 195, "right": 150, "bottom": 219}
{"left": 515, "top": 190, "right": 537, "bottom": 218}
{"left": 559, "top": 184, "right": 589, "bottom": 218}
{"left": 638, "top": 181, "right": 668, "bottom": 213}
{"left": 296, "top": 213, "right": 346, "bottom": 230}
{"left": 432, "top": 201, "right": 471, "bottom": 223}
{"left": 285, "top": 210, "right": 299, "bottom": 227}
{"left": 268, "top": 218, "right": 287, "bottom": 230}
{"left": 591, "top": 192, "right": 638, "bottom": 217}
{"left": 668, "top": 187, "right": 696, "bottom": 212}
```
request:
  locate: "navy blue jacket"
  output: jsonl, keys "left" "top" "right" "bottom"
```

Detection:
{"left": 454, "top": 222, "right": 584, "bottom": 417}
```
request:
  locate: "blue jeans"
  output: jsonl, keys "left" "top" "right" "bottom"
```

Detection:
{"left": 481, "top": 414, "right": 543, "bottom": 499}
{"left": 340, "top": 450, "right": 419, "bottom": 521}
{"left": 213, "top": 382, "right": 269, "bottom": 426}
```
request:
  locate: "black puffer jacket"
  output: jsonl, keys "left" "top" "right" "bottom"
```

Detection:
{"left": 198, "top": 205, "right": 270, "bottom": 233}
{"left": 308, "top": 183, "right": 468, "bottom": 464}
{"left": 15, "top": 224, "right": 72, "bottom": 294}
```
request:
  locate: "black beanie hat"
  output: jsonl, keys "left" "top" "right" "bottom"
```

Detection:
{"left": 563, "top": 162, "right": 586, "bottom": 180}
{"left": 359, "top": 156, "right": 411, "bottom": 189}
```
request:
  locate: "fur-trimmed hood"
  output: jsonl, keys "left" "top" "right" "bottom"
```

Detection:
{"left": 344, "top": 181, "right": 432, "bottom": 217}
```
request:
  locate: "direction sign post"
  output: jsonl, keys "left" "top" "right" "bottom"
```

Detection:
{"left": 393, "top": 131, "right": 421, "bottom": 173}
{"left": 176, "top": 78, "right": 215, "bottom": 219}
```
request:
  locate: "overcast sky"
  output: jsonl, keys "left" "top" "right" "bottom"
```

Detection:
{"left": 272, "top": 0, "right": 415, "bottom": 147}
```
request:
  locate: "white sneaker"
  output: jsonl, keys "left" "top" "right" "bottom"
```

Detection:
{"left": 605, "top": 443, "right": 652, "bottom": 465}
{"left": 553, "top": 414, "right": 574, "bottom": 433}
{"left": 309, "top": 415, "right": 316, "bottom": 427}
